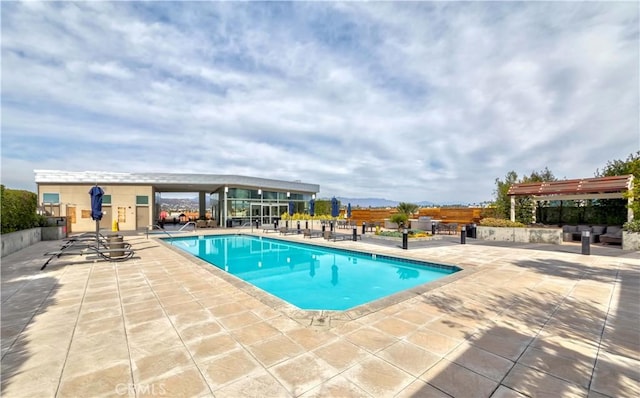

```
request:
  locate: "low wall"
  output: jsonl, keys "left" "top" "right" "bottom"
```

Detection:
{"left": 1, "top": 228, "right": 42, "bottom": 258}
{"left": 623, "top": 232, "right": 640, "bottom": 251}
{"left": 42, "top": 226, "right": 66, "bottom": 241}
{"left": 477, "top": 226, "right": 563, "bottom": 245}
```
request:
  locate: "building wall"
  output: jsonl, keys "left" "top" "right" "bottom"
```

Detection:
{"left": 38, "top": 184, "right": 154, "bottom": 232}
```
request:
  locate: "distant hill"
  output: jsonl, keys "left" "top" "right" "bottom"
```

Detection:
{"left": 159, "top": 196, "right": 437, "bottom": 209}
{"left": 333, "top": 197, "right": 435, "bottom": 208}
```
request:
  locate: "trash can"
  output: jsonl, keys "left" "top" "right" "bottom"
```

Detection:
{"left": 466, "top": 224, "right": 477, "bottom": 238}
{"left": 108, "top": 234, "right": 125, "bottom": 258}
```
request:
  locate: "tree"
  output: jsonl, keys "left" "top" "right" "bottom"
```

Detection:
{"left": 595, "top": 151, "right": 640, "bottom": 218}
{"left": 396, "top": 202, "right": 419, "bottom": 217}
{"left": 1, "top": 185, "right": 46, "bottom": 234}
{"left": 493, "top": 171, "right": 519, "bottom": 220}
{"left": 492, "top": 168, "right": 557, "bottom": 224}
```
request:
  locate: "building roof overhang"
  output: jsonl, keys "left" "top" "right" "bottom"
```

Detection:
{"left": 34, "top": 170, "right": 320, "bottom": 194}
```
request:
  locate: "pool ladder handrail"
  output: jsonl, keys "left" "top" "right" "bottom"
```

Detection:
{"left": 178, "top": 221, "right": 196, "bottom": 232}
{"left": 146, "top": 224, "right": 174, "bottom": 241}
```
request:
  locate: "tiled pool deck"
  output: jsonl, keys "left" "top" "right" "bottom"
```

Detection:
{"left": 1, "top": 230, "right": 639, "bottom": 397}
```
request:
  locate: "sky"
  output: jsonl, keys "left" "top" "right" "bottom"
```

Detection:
{"left": 1, "top": 1, "right": 638, "bottom": 204}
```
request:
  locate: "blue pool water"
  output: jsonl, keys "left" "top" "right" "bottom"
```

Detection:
{"left": 168, "top": 235, "right": 459, "bottom": 311}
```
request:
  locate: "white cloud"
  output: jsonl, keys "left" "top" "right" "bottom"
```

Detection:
{"left": 1, "top": 1, "right": 638, "bottom": 204}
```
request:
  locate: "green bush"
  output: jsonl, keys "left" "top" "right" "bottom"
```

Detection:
{"left": 623, "top": 219, "right": 640, "bottom": 233}
{"left": 377, "top": 229, "right": 429, "bottom": 238}
{"left": 1, "top": 185, "right": 46, "bottom": 234}
{"left": 479, "top": 217, "right": 526, "bottom": 228}
{"left": 390, "top": 213, "right": 408, "bottom": 227}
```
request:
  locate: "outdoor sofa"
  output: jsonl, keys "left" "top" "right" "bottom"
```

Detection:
{"left": 599, "top": 226, "right": 623, "bottom": 245}
{"left": 562, "top": 225, "right": 619, "bottom": 244}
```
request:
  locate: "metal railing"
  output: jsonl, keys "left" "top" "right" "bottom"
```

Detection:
{"left": 178, "top": 221, "right": 196, "bottom": 232}
{"left": 146, "top": 224, "right": 173, "bottom": 240}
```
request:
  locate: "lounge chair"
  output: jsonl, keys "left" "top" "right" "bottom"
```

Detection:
{"left": 323, "top": 230, "right": 361, "bottom": 241}
{"left": 303, "top": 229, "right": 323, "bottom": 238}
{"left": 262, "top": 225, "right": 279, "bottom": 233}
{"left": 279, "top": 227, "right": 297, "bottom": 235}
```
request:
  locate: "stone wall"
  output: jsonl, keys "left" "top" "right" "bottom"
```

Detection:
{"left": 622, "top": 232, "right": 640, "bottom": 251}
{"left": 477, "top": 226, "right": 563, "bottom": 244}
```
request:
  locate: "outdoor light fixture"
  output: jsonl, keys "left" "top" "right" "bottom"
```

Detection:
{"left": 312, "top": 194, "right": 316, "bottom": 199}
{"left": 258, "top": 189, "right": 262, "bottom": 195}
{"left": 224, "top": 186, "right": 228, "bottom": 193}
{"left": 287, "top": 192, "right": 290, "bottom": 198}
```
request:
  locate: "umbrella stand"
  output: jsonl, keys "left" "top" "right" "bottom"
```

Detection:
{"left": 95, "top": 220, "right": 100, "bottom": 247}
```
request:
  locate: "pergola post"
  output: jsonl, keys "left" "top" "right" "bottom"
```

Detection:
{"left": 628, "top": 175, "right": 635, "bottom": 222}
{"left": 199, "top": 191, "right": 206, "bottom": 219}
{"left": 510, "top": 196, "right": 515, "bottom": 222}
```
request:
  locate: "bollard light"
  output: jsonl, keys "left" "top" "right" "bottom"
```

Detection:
{"left": 402, "top": 228, "right": 408, "bottom": 250}
{"left": 362, "top": 222, "right": 366, "bottom": 235}
{"left": 461, "top": 226, "right": 466, "bottom": 244}
{"left": 582, "top": 230, "right": 590, "bottom": 255}
{"left": 353, "top": 226, "right": 357, "bottom": 241}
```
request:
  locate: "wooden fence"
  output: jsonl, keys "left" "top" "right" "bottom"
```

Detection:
{"left": 345, "top": 207, "right": 484, "bottom": 228}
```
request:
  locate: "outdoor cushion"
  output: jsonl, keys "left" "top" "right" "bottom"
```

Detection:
{"left": 604, "top": 226, "right": 622, "bottom": 236}
{"left": 591, "top": 226, "right": 606, "bottom": 235}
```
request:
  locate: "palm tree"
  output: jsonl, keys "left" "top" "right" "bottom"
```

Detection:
{"left": 393, "top": 202, "right": 419, "bottom": 230}
{"left": 397, "top": 202, "right": 419, "bottom": 217}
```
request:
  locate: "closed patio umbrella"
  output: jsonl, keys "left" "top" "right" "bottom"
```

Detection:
{"left": 288, "top": 201, "right": 294, "bottom": 217}
{"left": 331, "top": 197, "right": 339, "bottom": 218}
{"left": 89, "top": 185, "right": 104, "bottom": 242}
{"left": 309, "top": 199, "right": 315, "bottom": 217}
{"left": 89, "top": 185, "right": 104, "bottom": 221}
{"left": 347, "top": 203, "right": 352, "bottom": 219}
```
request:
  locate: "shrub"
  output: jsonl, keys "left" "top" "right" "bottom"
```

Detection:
{"left": 623, "top": 219, "right": 640, "bottom": 233}
{"left": 390, "top": 213, "right": 408, "bottom": 227}
{"left": 377, "top": 230, "right": 430, "bottom": 238}
{"left": 479, "top": 217, "right": 526, "bottom": 228}
{"left": 1, "top": 185, "right": 45, "bottom": 234}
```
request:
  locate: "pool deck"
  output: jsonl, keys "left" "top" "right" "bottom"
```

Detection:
{"left": 1, "top": 229, "right": 639, "bottom": 397}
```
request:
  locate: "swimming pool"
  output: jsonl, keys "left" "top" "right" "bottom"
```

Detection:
{"left": 168, "top": 234, "right": 460, "bottom": 311}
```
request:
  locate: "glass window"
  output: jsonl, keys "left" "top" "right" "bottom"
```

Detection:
{"left": 136, "top": 195, "right": 149, "bottom": 205}
{"left": 103, "top": 195, "right": 112, "bottom": 204}
{"left": 230, "top": 200, "right": 249, "bottom": 217}
{"left": 262, "top": 191, "right": 278, "bottom": 200}
{"left": 43, "top": 193, "right": 60, "bottom": 204}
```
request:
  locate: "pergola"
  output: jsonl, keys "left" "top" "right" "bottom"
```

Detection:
{"left": 507, "top": 174, "right": 634, "bottom": 223}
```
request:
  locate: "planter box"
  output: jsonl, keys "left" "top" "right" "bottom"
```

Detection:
{"left": 477, "top": 226, "right": 562, "bottom": 245}
{"left": 384, "top": 220, "right": 399, "bottom": 229}
{"left": 42, "top": 226, "right": 67, "bottom": 241}
{"left": 623, "top": 231, "right": 640, "bottom": 251}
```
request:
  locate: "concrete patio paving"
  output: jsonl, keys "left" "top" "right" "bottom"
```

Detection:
{"left": 1, "top": 229, "right": 639, "bottom": 397}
